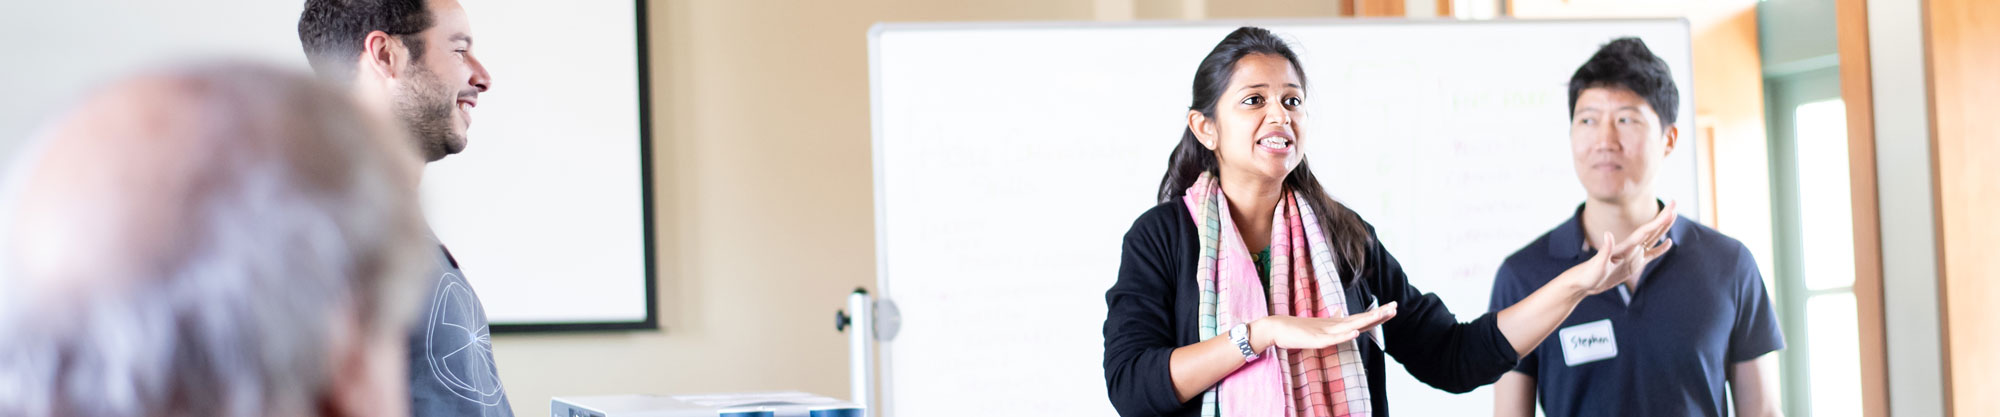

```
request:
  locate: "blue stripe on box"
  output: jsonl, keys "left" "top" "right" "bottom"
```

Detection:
{"left": 809, "top": 407, "right": 864, "bottom": 417}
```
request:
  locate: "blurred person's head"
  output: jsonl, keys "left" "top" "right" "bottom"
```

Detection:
{"left": 1567, "top": 37, "right": 1680, "bottom": 206}
{"left": 298, "top": 0, "right": 493, "bottom": 162}
{"left": 0, "top": 62, "right": 432, "bottom": 417}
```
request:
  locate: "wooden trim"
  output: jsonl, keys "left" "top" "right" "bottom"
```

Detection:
{"left": 1926, "top": 0, "right": 2000, "bottom": 414}
{"left": 1923, "top": 0, "right": 1953, "bottom": 414}
{"left": 1699, "top": 122, "right": 1720, "bottom": 228}
{"left": 1920, "top": 0, "right": 1953, "bottom": 413}
{"left": 1355, "top": 0, "right": 1405, "bottom": 16}
{"left": 1834, "top": 0, "right": 1889, "bottom": 415}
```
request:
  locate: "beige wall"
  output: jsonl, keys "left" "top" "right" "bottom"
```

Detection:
{"left": 1204, "top": 0, "right": 1344, "bottom": 18}
{"left": 1101, "top": 0, "right": 1346, "bottom": 20}
{"left": 488, "top": 1, "right": 1095, "bottom": 415}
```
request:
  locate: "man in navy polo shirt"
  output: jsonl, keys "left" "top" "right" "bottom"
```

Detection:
{"left": 1487, "top": 38, "right": 1786, "bottom": 417}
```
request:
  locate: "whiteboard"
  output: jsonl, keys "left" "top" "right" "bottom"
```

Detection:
{"left": 0, "top": 0, "right": 655, "bottom": 331}
{"left": 869, "top": 19, "right": 1697, "bottom": 416}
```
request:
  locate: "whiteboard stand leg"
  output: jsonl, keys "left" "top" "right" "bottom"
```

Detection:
{"left": 837, "top": 288, "right": 875, "bottom": 416}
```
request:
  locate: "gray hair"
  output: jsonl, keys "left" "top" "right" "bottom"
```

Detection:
{"left": 0, "top": 61, "right": 431, "bottom": 417}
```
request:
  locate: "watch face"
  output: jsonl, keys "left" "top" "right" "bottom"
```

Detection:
{"left": 1232, "top": 324, "right": 1257, "bottom": 359}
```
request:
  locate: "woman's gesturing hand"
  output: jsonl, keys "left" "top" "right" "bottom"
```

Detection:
{"left": 1250, "top": 302, "right": 1399, "bottom": 351}
{"left": 1572, "top": 201, "right": 1678, "bottom": 296}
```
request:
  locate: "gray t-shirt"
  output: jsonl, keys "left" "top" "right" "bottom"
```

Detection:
{"left": 408, "top": 243, "right": 514, "bottom": 417}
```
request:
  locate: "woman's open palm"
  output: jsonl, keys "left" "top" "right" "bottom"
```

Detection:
{"left": 1257, "top": 302, "right": 1399, "bottom": 350}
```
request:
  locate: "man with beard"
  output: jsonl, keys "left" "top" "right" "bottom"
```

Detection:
{"left": 299, "top": 1, "right": 510, "bottom": 416}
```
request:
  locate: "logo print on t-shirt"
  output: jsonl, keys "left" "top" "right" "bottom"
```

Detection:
{"left": 426, "top": 272, "right": 507, "bottom": 406}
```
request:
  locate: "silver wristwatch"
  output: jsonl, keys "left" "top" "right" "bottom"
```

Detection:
{"left": 1230, "top": 323, "right": 1259, "bottom": 361}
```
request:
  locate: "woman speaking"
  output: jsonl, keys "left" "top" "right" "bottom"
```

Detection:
{"left": 1101, "top": 27, "right": 1678, "bottom": 417}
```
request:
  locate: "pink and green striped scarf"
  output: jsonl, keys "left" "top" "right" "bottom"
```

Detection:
{"left": 1184, "top": 172, "right": 1371, "bottom": 417}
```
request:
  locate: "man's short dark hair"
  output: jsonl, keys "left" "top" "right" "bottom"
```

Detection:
{"left": 1567, "top": 37, "right": 1679, "bottom": 129}
{"left": 298, "top": 0, "right": 435, "bottom": 83}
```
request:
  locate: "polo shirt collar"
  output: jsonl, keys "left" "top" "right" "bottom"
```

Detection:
{"left": 1547, "top": 199, "right": 1689, "bottom": 261}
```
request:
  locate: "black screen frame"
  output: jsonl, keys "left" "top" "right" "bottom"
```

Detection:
{"left": 491, "top": 0, "right": 659, "bottom": 334}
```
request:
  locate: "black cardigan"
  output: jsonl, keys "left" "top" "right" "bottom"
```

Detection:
{"left": 1102, "top": 201, "right": 1519, "bottom": 416}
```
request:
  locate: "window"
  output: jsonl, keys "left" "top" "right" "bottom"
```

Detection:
{"left": 1791, "top": 98, "right": 1861, "bottom": 417}
{"left": 1767, "top": 68, "right": 1864, "bottom": 417}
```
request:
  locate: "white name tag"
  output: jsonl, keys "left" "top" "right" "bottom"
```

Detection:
{"left": 1559, "top": 319, "right": 1618, "bottom": 366}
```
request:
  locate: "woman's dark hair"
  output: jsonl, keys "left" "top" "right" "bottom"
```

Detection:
{"left": 1567, "top": 37, "right": 1678, "bottom": 130}
{"left": 1157, "top": 26, "right": 1373, "bottom": 279}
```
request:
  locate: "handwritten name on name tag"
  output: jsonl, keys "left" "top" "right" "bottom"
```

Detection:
{"left": 1559, "top": 319, "right": 1618, "bottom": 366}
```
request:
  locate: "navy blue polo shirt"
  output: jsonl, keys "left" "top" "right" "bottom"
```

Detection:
{"left": 1487, "top": 204, "right": 1784, "bottom": 417}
